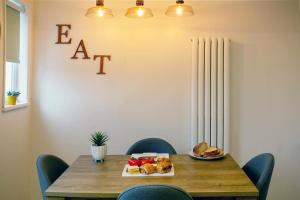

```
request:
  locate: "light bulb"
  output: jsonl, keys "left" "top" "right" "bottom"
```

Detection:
{"left": 97, "top": 9, "right": 104, "bottom": 17}
{"left": 137, "top": 8, "right": 144, "bottom": 17}
{"left": 176, "top": 6, "right": 183, "bottom": 15}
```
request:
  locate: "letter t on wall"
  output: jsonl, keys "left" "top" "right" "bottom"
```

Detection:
{"left": 94, "top": 55, "right": 111, "bottom": 75}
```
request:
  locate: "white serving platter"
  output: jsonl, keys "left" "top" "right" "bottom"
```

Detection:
{"left": 122, "top": 164, "right": 174, "bottom": 177}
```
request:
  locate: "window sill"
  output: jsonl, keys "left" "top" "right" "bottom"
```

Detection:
{"left": 2, "top": 102, "right": 30, "bottom": 112}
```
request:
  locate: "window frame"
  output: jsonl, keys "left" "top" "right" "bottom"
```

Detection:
{"left": 2, "top": 0, "right": 29, "bottom": 112}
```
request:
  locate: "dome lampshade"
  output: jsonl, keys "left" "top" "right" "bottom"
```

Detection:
{"left": 165, "top": 0, "right": 194, "bottom": 17}
{"left": 125, "top": 0, "right": 153, "bottom": 18}
{"left": 85, "top": 0, "right": 114, "bottom": 18}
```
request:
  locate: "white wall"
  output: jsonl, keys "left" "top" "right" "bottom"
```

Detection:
{"left": 30, "top": 0, "right": 300, "bottom": 200}
{"left": 0, "top": 0, "right": 34, "bottom": 200}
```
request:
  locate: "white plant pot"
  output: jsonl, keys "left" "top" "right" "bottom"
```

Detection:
{"left": 91, "top": 145, "right": 107, "bottom": 162}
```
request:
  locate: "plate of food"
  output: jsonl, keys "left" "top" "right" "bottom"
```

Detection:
{"left": 122, "top": 154, "right": 174, "bottom": 177}
{"left": 189, "top": 142, "right": 225, "bottom": 160}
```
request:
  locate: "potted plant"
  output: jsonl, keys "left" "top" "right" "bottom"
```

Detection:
{"left": 90, "top": 131, "right": 109, "bottom": 162}
{"left": 7, "top": 91, "right": 21, "bottom": 105}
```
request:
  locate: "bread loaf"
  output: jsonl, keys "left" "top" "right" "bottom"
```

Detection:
{"left": 193, "top": 142, "right": 208, "bottom": 156}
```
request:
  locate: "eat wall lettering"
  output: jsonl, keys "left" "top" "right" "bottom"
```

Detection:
{"left": 55, "top": 24, "right": 111, "bottom": 75}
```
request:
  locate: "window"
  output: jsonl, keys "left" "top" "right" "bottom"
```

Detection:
{"left": 3, "top": 0, "right": 29, "bottom": 110}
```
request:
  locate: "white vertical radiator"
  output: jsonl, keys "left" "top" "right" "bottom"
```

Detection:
{"left": 190, "top": 37, "right": 230, "bottom": 153}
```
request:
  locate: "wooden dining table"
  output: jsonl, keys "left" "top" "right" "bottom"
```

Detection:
{"left": 46, "top": 154, "right": 258, "bottom": 200}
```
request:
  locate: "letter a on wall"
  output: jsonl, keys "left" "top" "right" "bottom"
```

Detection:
{"left": 71, "top": 40, "right": 91, "bottom": 59}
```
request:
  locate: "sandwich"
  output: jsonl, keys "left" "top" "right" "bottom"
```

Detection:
{"left": 156, "top": 161, "right": 172, "bottom": 174}
{"left": 140, "top": 164, "right": 156, "bottom": 175}
{"left": 127, "top": 166, "right": 140, "bottom": 174}
{"left": 156, "top": 157, "right": 171, "bottom": 163}
{"left": 203, "top": 147, "right": 222, "bottom": 157}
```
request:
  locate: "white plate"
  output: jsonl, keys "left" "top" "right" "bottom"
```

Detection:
{"left": 122, "top": 164, "right": 174, "bottom": 177}
{"left": 188, "top": 151, "right": 225, "bottom": 160}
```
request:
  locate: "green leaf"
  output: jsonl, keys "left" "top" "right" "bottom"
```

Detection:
{"left": 7, "top": 90, "right": 21, "bottom": 96}
{"left": 90, "top": 131, "right": 109, "bottom": 146}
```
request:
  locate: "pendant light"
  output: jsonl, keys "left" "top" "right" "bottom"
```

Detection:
{"left": 85, "top": 0, "right": 113, "bottom": 18}
{"left": 125, "top": 0, "right": 153, "bottom": 18}
{"left": 165, "top": 0, "right": 194, "bottom": 17}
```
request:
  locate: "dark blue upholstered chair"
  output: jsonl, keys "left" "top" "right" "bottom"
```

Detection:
{"left": 126, "top": 138, "right": 177, "bottom": 155}
{"left": 36, "top": 155, "right": 69, "bottom": 200}
{"left": 118, "top": 184, "right": 193, "bottom": 200}
{"left": 243, "top": 153, "right": 275, "bottom": 200}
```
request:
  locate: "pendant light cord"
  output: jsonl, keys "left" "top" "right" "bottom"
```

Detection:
{"left": 136, "top": 0, "right": 144, "bottom": 6}
{"left": 176, "top": 0, "right": 184, "bottom": 4}
{"left": 96, "top": 0, "right": 104, "bottom": 6}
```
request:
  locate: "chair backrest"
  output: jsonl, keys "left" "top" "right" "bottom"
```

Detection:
{"left": 36, "top": 155, "right": 69, "bottom": 200}
{"left": 118, "top": 184, "right": 193, "bottom": 200}
{"left": 126, "top": 138, "right": 177, "bottom": 155}
{"left": 243, "top": 153, "right": 275, "bottom": 200}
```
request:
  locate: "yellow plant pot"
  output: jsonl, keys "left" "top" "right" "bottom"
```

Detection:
{"left": 7, "top": 96, "right": 17, "bottom": 105}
